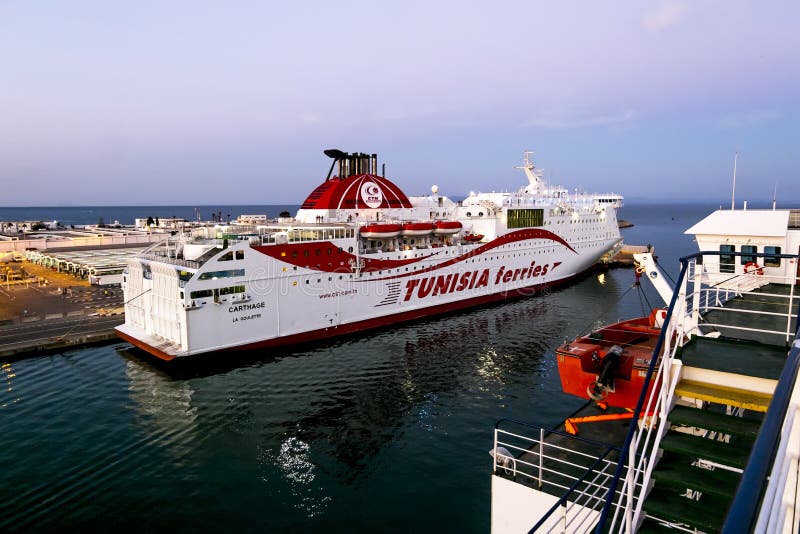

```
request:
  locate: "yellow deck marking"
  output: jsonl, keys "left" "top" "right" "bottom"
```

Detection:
{"left": 675, "top": 379, "right": 772, "bottom": 412}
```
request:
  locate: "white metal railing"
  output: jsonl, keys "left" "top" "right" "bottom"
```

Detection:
{"left": 138, "top": 253, "right": 201, "bottom": 270}
{"left": 607, "top": 310, "right": 684, "bottom": 531}
{"left": 755, "top": 399, "right": 799, "bottom": 532}
{"left": 689, "top": 269, "right": 798, "bottom": 343}
{"left": 492, "top": 424, "right": 641, "bottom": 532}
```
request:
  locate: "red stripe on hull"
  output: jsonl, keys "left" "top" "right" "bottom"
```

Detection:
{"left": 118, "top": 269, "right": 593, "bottom": 362}
{"left": 251, "top": 228, "right": 576, "bottom": 276}
{"left": 251, "top": 242, "right": 439, "bottom": 272}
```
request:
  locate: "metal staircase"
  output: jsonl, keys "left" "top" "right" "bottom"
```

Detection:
{"left": 640, "top": 385, "right": 766, "bottom": 532}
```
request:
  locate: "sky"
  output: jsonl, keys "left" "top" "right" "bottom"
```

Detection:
{"left": 1, "top": 1, "right": 798, "bottom": 206}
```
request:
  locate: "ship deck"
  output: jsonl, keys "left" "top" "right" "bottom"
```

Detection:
{"left": 699, "top": 282, "right": 798, "bottom": 347}
{"left": 678, "top": 336, "right": 788, "bottom": 381}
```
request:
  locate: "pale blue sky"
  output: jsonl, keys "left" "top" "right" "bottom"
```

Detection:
{"left": 1, "top": 1, "right": 798, "bottom": 206}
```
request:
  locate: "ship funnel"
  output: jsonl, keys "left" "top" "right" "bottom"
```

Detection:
{"left": 322, "top": 149, "right": 379, "bottom": 179}
{"left": 324, "top": 149, "right": 347, "bottom": 159}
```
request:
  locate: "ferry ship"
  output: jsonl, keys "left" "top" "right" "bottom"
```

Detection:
{"left": 116, "top": 149, "right": 623, "bottom": 360}
{"left": 490, "top": 207, "right": 800, "bottom": 532}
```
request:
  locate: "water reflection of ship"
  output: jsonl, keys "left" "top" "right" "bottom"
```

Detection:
{"left": 124, "top": 356, "right": 199, "bottom": 459}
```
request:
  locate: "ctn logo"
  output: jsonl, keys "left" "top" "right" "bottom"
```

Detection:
{"left": 360, "top": 181, "right": 383, "bottom": 208}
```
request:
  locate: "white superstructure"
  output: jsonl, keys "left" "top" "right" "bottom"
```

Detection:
{"left": 116, "top": 150, "right": 623, "bottom": 360}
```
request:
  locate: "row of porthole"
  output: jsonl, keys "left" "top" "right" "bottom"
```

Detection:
{"left": 287, "top": 246, "right": 354, "bottom": 259}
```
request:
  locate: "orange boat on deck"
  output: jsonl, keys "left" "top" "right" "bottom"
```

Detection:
{"left": 463, "top": 233, "right": 484, "bottom": 242}
{"left": 556, "top": 308, "right": 666, "bottom": 409}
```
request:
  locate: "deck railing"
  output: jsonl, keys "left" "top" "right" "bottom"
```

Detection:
{"left": 594, "top": 257, "right": 689, "bottom": 533}
{"left": 492, "top": 419, "right": 633, "bottom": 532}
{"left": 685, "top": 254, "right": 798, "bottom": 344}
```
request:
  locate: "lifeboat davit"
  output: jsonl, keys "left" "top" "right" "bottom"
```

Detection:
{"left": 433, "top": 221, "right": 462, "bottom": 235}
{"left": 360, "top": 223, "right": 402, "bottom": 239}
{"left": 401, "top": 222, "right": 435, "bottom": 236}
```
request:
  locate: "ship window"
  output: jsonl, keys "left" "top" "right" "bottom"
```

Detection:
{"left": 292, "top": 251, "right": 298, "bottom": 258}
{"left": 720, "top": 245, "right": 735, "bottom": 273}
{"left": 764, "top": 246, "right": 781, "bottom": 267}
{"left": 190, "top": 289, "right": 213, "bottom": 299}
{"left": 740, "top": 245, "right": 757, "bottom": 265}
{"left": 220, "top": 285, "right": 245, "bottom": 295}
{"left": 198, "top": 269, "right": 245, "bottom": 280}
{"left": 508, "top": 208, "right": 545, "bottom": 229}
{"left": 177, "top": 270, "right": 192, "bottom": 282}
{"left": 219, "top": 251, "right": 233, "bottom": 261}
{"left": 236, "top": 250, "right": 244, "bottom": 260}
{"left": 304, "top": 250, "right": 310, "bottom": 257}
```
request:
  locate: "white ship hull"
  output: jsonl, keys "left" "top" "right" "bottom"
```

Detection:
{"left": 117, "top": 150, "right": 623, "bottom": 360}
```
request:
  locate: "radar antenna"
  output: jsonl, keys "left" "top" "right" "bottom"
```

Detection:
{"left": 515, "top": 150, "right": 543, "bottom": 193}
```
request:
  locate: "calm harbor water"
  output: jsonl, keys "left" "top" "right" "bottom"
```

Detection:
{"left": 1, "top": 203, "right": 716, "bottom": 532}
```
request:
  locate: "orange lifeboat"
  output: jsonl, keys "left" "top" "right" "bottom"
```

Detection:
{"left": 463, "top": 233, "right": 484, "bottom": 242}
{"left": 360, "top": 223, "right": 402, "bottom": 239}
{"left": 556, "top": 313, "right": 664, "bottom": 409}
{"left": 433, "top": 221, "right": 462, "bottom": 235}
{"left": 401, "top": 222, "right": 435, "bottom": 237}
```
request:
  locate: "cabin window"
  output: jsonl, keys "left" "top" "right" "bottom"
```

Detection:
{"left": 764, "top": 246, "right": 781, "bottom": 267}
{"left": 740, "top": 245, "right": 757, "bottom": 265}
{"left": 236, "top": 250, "right": 244, "bottom": 260}
{"left": 720, "top": 245, "right": 735, "bottom": 273}
{"left": 507, "top": 209, "right": 544, "bottom": 228}
{"left": 190, "top": 289, "right": 213, "bottom": 299}
{"left": 198, "top": 269, "right": 245, "bottom": 280}
{"left": 219, "top": 251, "right": 234, "bottom": 261}
{"left": 219, "top": 285, "right": 245, "bottom": 295}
